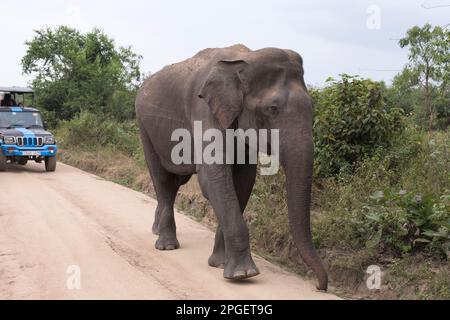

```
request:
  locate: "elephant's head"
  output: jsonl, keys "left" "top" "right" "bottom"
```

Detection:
{"left": 199, "top": 48, "right": 328, "bottom": 291}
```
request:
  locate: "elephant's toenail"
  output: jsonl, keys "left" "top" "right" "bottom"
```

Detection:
{"left": 247, "top": 269, "right": 259, "bottom": 277}
{"left": 233, "top": 271, "right": 246, "bottom": 278}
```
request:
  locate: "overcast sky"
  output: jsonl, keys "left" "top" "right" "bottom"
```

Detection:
{"left": 1, "top": 0, "right": 448, "bottom": 87}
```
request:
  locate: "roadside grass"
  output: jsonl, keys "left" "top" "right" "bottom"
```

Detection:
{"left": 56, "top": 119, "right": 449, "bottom": 300}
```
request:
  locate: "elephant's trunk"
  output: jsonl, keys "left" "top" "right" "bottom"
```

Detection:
{"left": 281, "top": 134, "right": 328, "bottom": 291}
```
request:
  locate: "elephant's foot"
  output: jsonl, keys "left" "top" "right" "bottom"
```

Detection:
{"left": 223, "top": 253, "right": 260, "bottom": 280}
{"left": 208, "top": 252, "right": 226, "bottom": 269}
{"left": 155, "top": 234, "right": 180, "bottom": 251}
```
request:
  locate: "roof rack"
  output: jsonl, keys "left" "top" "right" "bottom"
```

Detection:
{"left": 0, "top": 86, "right": 34, "bottom": 94}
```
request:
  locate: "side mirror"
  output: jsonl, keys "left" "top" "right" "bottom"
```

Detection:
{"left": 43, "top": 122, "right": 48, "bottom": 130}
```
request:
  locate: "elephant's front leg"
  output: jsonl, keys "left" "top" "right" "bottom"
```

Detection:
{"left": 208, "top": 163, "right": 257, "bottom": 269}
{"left": 198, "top": 165, "right": 259, "bottom": 280}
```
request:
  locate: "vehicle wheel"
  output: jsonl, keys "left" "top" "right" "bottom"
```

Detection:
{"left": 18, "top": 158, "right": 28, "bottom": 165}
{"left": 45, "top": 156, "right": 57, "bottom": 172}
{"left": 0, "top": 154, "right": 6, "bottom": 172}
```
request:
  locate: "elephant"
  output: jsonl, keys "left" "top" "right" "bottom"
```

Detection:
{"left": 135, "top": 44, "right": 328, "bottom": 291}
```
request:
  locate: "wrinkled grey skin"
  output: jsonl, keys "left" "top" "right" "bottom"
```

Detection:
{"left": 135, "top": 44, "right": 328, "bottom": 290}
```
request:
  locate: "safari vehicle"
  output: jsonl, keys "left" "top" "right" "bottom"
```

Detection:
{"left": 0, "top": 87, "right": 58, "bottom": 172}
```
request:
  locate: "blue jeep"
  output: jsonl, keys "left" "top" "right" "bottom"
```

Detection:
{"left": 0, "top": 87, "right": 58, "bottom": 172}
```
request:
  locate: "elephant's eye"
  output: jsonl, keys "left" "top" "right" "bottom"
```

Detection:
{"left": 265, "top": 105, "right": 279, "bottom": 117}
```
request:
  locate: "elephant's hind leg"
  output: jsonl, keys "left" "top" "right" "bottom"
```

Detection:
{"left": 151, "top": 173, "right": 190, "bottom": 235}
{"left": 139, "top": 125, "right": 182, "bottom": 251}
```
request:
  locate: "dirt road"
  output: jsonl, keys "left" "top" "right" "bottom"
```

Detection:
{"left": 0, "top": 162, "right": 338, "bottom": 300}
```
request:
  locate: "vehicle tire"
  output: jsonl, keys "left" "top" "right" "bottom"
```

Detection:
{"left": 18, "top": 158, "right": 28, "bottom": 165}
{"left": 45, "top": 156, "right": 57, "bottom": 172}
{"left": 0, "top": 154, "right": 6, "bottom": 172}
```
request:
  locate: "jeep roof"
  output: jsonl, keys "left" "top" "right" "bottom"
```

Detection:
{"left": 0, "top": 87, "right": 34, "bottom": 94}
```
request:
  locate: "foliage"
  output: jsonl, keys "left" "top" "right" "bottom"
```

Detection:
{"left": 355, "top": 190, "right": 449, "bottom": 257}
{"left": 387, "top": 256, "right": 450, "bottom": 300}
{"left": 313, "top": 126, "right": 450, "bottom": 256}
{"left": 22, "top": 26, "right": 142, "bottom": 125}
{"left": 386, "top": 68, "right": 423, "bottom": 114}
{"left": 399, "top": 24, "right": 450, "bottom": 87}
{"left": 387, "top": 67, "right": 450, "bottom": 130}
{"left": 398, "top": 24, "right": 450, "bottom": 130}
{"left": 311, "top": 74, "right": 404, "bottom": 177}
{"left": 56, "top": 111, "right": 142, "bottom": 157}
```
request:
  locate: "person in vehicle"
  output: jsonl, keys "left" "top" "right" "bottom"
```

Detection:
{"left": 0, "top": 94, "right": 7, "bottom": 106}
{"left": 1, "top": 94, "right": 16, "bottom": 106}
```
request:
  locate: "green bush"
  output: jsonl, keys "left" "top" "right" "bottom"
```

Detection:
{"left": 56, "top": 111, "right": 142, "bottom": 156}
{"left": 353, "top": 190, "right": 449, "bottom": 257}
{"left": 311, "top": 74, "right": 404, "bottom": 177}
{"left": 314, "top": 126, "right": 450, "bottom": 258}
{"left": 106, "top": 89, "right": 138, "bottom": 122}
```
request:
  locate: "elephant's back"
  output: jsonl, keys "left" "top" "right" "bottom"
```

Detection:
{"left": 135, "top": 44, "right": 252, "bottom": 121}
{"left": 135, "top": 64, "right": 189, "bottom": 124}
{"left": 135, "top": 57, "right": 205, "bottom": 124}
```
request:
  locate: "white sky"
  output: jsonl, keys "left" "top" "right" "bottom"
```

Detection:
{"left": 1, "top": 0, "right": 449, "bottom": 87}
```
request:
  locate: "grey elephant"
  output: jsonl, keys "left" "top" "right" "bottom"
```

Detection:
{"left": 135, "top": 44, "right": 328, "bottom": 291}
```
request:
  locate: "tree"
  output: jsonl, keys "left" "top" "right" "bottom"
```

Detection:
{"left": 385, "top": 67, "right": 426, "bottom": 125}
{"left": 387, "top": 68, "right": 422, "bottom": 113}
{"left": 399, "top": 24, "right": 450, "bottom": 131}
{"left": 22, "top": 26, "right": 143, "bottom": 125}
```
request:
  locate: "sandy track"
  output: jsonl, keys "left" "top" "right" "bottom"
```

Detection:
{"left": 0, "top": 162, "right": 338, "bottom": 300}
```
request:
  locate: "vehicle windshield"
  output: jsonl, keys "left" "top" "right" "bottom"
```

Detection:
{"left": 0, "top": 111, "right": 44, "bottom": 129}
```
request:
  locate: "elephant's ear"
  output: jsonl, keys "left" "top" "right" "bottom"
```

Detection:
{"left": 198, "top": 60, "right": 247, "bottom": 129}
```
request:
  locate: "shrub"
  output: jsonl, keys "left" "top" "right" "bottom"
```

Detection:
{"left": 313, "top": 126, "right": 450, "bottom": 259}
{"left": 56, "top": 111, "right": 141, "bottom": 156}
{"left": 354, "top": 190, "right": 450, "bottom": 257}
{"left": 311, "top": 74, "right": 405, "bottom": 177}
